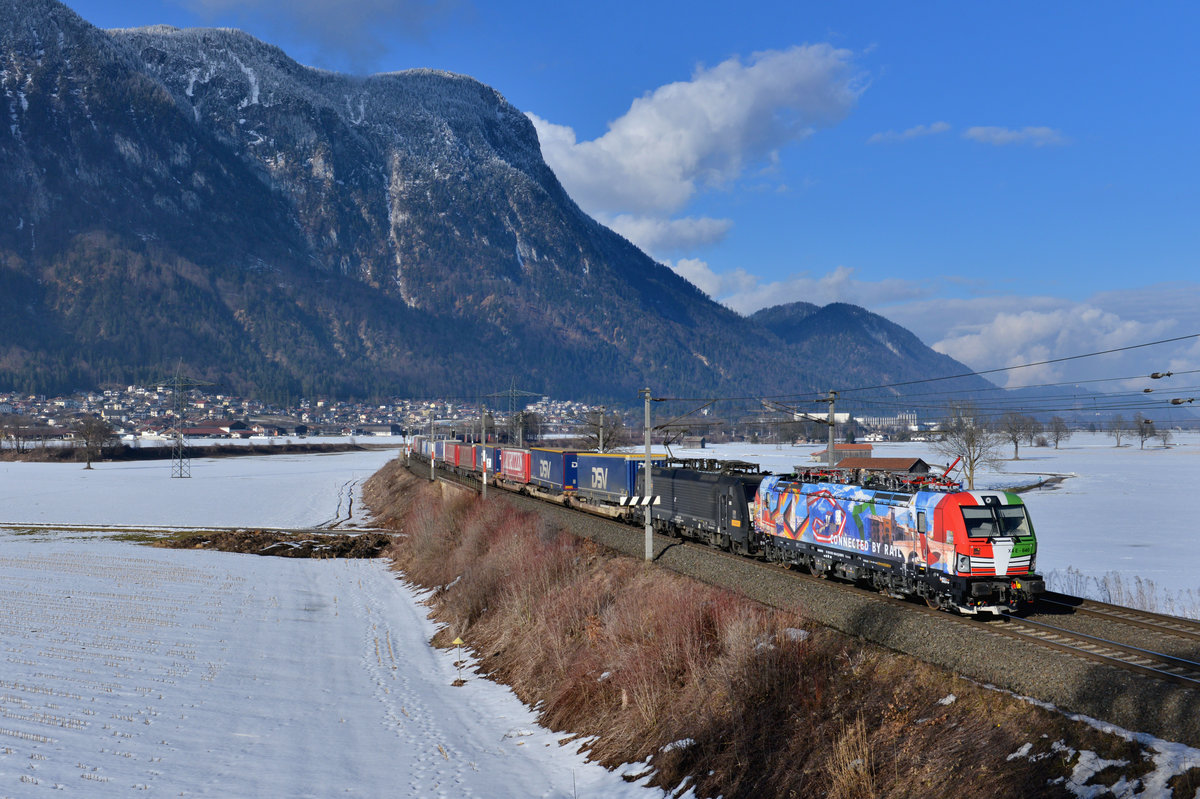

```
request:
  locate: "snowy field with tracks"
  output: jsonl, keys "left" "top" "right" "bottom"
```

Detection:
{"left": 0, "top": 449, "right": 671, "bottom": 797}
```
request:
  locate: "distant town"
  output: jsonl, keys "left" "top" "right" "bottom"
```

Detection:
{"left": 0, "top": 385, "right": 606, "bottom": 442}
{"left": 0, "top": 385, "right": 931, "bottom": 447}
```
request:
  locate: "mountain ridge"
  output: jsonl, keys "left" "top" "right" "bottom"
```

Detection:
{"left": 0, "top": 0, "right": 995, "bottom": 404}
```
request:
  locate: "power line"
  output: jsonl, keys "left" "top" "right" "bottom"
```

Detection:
{"left": 651, "top": 333, "right": 1200, "bottom": 417}
{"left": 834, "top": 333, "right": 1200, "bottom": 396}
{"left": 842, "top": 368, "right": 1200, "bottom": 405}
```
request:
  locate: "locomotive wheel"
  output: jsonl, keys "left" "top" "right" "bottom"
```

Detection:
{"left": 925, "top": 595, "right": 942, "bottom": 610}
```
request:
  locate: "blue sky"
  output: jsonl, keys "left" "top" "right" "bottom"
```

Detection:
{"left": 66, "top": 0, "right": 1200, "bottom": 389}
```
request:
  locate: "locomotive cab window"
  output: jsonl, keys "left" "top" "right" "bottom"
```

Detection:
{"left": 997, "top": 506, "right": 1031, "bottom": 536}
{"left": 961, "top": 507, "right": 999, "bottom": 538}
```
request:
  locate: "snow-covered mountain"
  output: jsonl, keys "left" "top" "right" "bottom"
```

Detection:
{"left": 0, "top": 0, "right": 992, "bottom": 402}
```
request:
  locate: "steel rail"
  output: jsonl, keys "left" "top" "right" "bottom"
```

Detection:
{"left": 993, "top": 616, "right": 1200, "bottom": 688}
{"left": 1035, "top": 593, "right": 1200, "bottom": 642}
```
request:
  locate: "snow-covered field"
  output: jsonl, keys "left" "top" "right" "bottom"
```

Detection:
{"left": 0, "top": 447, "right": 398, "bottom": 529}
{"left": 0, "top": 450, "right": 669, "bottom": 797}
{"left": 3, "top": 434, "right": 1199, "bottom": 795}
{"left": 671, "top": 432, "right": 1200, "bottom": 612}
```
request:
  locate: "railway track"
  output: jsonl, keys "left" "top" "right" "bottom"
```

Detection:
{"left": 429, "top": 458, "right": 1200, "bottom": 692}
{"left": 1035, "top": 592, "right": 1200, "bottom": 642}
{"left": 987, "top": 615, "right": 1200, "bottom": 688}
{"left": 682, "top": 538, "right": 1200, "bottom": 688}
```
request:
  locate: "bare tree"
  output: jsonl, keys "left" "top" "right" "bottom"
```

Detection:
{"left": 932, "top": 403, "right": 1005, "bottom": 490}
{"left": 1, "top": 414, "right": 36, "bottom": 454}
{"left": 508, "top": 411, "right": 541, "bottom": 445}
{"left": 476, "top": 411, "right": 496, "bottom": 444}
{"left": 1158, "top": 427, "right": 1173, "bottom": 448}
{"left": 1048, "top": 416, "right": 1071, "bottom": 449}
{"left": 580, "top": 409, "right": 626, "bottom": 452}
{"left": 1133, "top": 413, "right": 1156, "bottom": 450}
{"left": 998, "top": 412, "right": 1034, "bottom": 460}
{"left": 74, "top": 415, "right": 115, "bottom": 469}
{"left": 1107, "top": 414, "right": 1127, "bottom": 447}
{"left": 1025, "top": 418, "right": 1043, "bottom": 447}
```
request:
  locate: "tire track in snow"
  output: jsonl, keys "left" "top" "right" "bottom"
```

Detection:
{"left": 316, "top": 479, "right": 357, "bottom": 529}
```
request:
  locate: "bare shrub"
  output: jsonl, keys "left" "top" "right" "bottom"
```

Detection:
{"left": 395, "top": 489, "right": 462, "bottom": 587}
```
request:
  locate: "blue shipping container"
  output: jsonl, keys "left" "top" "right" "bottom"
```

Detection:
{"left": 575, "top": 453, "right": 668, "bottom": 503}
{"left": 529, "top": 448, "right": 579, "bottom": 492}
{"left": 476, "top": 445, "right": 499, "bottom": 474}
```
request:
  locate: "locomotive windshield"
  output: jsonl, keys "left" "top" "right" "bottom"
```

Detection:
{"left": 997, "top": 506, "right": 1032, "bottom": 536}
{"left": 962, "top": 505, "right": 1032, "bottom": 538}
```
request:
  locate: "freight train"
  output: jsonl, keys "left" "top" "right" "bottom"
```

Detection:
{"left": 407, "top": 437, "right": 1045, "bottom": 615}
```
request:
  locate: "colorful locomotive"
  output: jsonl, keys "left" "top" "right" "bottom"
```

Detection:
{"left": 754, "top": 474, "right": 1044, "bottom": 614}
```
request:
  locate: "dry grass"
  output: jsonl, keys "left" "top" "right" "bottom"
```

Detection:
{"left": 828, "top": 713, "right": 877, "bottom": 799}
{"left": 363, "top": 460, "right": 1171, "bottom": 798}
{"left": 1048, "top": 566, "right": 1200, "bottom": 620}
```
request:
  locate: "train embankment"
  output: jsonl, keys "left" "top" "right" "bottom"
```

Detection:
{"left": 363, "top": 459, "right": 1200, "bottom": 798}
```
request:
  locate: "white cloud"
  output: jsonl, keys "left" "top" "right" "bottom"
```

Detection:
{"left": 929, "top": 306, "right": 1164, "bottom": 386}
{"left": 1089, "top": 283, "right": 1200, "bottom": 329}
{"left": 867, "top": 121, "right": 951, "bottom": 144}
{"left": 603, "top": 215, "right": 733, "bottom": 256}
{"left": 963, "top": 126, "right": 1066, "bottom": 147}
{"left": 669, "top": 258, "right": 759, "bottom": 300}
{"left": 715, "top": 264, "right": 931, "bottom": 317}
{"left": 678, "top": 254, "right": 1199, "bottom": 386}
{"left": 882, "top": 289, "right": 1193, "bottom": 387}
{"left": 529, "top": 44, "right": 861, "bottom": 218}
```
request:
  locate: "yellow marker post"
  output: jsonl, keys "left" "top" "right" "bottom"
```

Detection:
{"left": 452, "top": 637, "right": 465, "bottom": 685}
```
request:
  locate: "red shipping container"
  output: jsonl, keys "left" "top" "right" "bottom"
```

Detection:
{"left": 499, "top": 448, "right": 531, "bottom": 484}
{"left": 445, "top": 442, "right": 476, "bottom": 470}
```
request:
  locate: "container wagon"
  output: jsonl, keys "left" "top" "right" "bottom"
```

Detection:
{"left": 574, "top": 452, "right": 668, "bottom": 506}
{"left": 497, "top": 448, "right": 531, "bottom": 486}
{"left": 528, "top": 448, "right": 580, "bottom": 493}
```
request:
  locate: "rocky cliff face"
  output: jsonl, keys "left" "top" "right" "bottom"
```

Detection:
{"left": 0, "top": 0, "right": 991, "bottom": 403}
{"left": 114, "top": 26, "right": 572, "bottom": 305}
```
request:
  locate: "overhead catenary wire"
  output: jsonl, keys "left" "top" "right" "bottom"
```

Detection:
{"left": 831, "top": 332, "right": 1200, "bottom": 396}
{"left": 834, "top": 368, "right": 1200, "bottom": 406}
{"left": 649, "top": 333, "right": 1199, "bottom": 421}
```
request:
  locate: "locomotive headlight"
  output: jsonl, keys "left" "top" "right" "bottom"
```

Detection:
{"left": 956, "top": 554, "right": 971, "bottom": 574}
{"left": 1029, "top": 555, "right": 1036, "bottom": 573}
